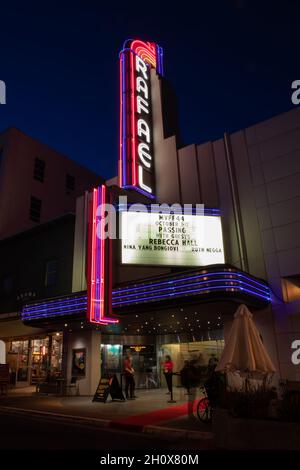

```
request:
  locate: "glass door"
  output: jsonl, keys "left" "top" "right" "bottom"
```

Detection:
{"left": 31, "top": 338, "right": 49, "bottom": 384}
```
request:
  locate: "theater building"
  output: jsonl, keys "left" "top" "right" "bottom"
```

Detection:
{"left": 2, "top": 39, "right": 300, "bottom": 394}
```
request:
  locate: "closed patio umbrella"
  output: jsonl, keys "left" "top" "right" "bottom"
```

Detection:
{"left": 216, "top": 304, "right": 276, "bottom": 375}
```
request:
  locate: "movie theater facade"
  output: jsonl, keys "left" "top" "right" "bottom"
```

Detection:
{"left": 20, "top": 40, "right": 300, "bottom": 394}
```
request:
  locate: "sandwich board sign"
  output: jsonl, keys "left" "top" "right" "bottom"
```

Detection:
{"left": 93, "top": 374, "right": 125, "bottom": 403}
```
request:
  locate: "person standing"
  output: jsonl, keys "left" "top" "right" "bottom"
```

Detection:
{"left": 163, "top": 355, "right": 174, "bottom": 394}
{"left": 123, "top": 353, "right": 137, "bottom": 399}
{"left": 186, "top": 355, "right": 202, "bottom": 420}
{"left": 180, "top": 360, "right": 191, "bottom": 395}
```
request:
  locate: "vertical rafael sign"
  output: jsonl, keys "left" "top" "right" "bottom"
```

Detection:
{"left": 119, "top": 39, "right": 164, "bottom": 199}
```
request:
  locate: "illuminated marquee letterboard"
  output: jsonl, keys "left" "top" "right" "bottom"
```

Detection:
{"left": 121, "top": 211, "right": 225, "bottom": 267}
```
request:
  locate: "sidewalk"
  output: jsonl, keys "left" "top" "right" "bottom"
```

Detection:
{"left": 0, "top": 386, "right": 213, "bottom": 443}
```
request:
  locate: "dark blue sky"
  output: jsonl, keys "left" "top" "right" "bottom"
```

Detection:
{"left": 1, "top": 1, "right": 299, "bottom": 179}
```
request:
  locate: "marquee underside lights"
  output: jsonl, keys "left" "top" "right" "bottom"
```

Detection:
{"left": 87, "top": 185, "right": 118, "bottom": 325}
{"left": 22, "top": 293, "right": 88, "bottom": 321}
{"left": 119, "top": 39, "right": 163, "bottom": 199}
{"left": 112, "top": 269, "right": 271, "bottom": 307}
{"left": 22, "top": 267, "right": 271, "bottom": 321}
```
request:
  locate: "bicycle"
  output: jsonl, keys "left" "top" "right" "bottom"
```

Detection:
{"left": 196, "top": 385, "right": 212, "bottom": 423}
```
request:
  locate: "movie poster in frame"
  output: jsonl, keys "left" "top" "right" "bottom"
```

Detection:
{"left": 72, "top": 348, "right": 86, "bottom": 377}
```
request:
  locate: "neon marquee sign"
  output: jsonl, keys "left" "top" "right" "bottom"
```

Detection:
{"left": 87, "top": 185, "right": 118, "bottom": 325}
{"left": 119, "top": 39, "right": 163, "bottom": 199}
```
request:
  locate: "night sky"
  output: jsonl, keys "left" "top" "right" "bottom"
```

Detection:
{"left": 1, "top": 1, "right": 299, "bottom": 179}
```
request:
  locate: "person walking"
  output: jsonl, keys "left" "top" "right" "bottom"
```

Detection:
{"left": 185, "top": 355, "right": 202, "bottom": 420}
{"left": 123, "top": 353, "right": 137, "bottom": 400}
{"left": 163, "top": 355, "right": 174, "bottom": 394}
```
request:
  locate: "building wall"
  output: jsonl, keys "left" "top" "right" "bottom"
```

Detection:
{"left": 0, "top": 127, "right": 102, "bottom": 240}
{"left": 178, "top": 145, "right": 200, "bottom": 204}
{"left": 239, "top": 107, "right": 300, "bottom": 381}
{"left": 0, "top": 214, "right": 75, "bottom": 314}
{"left": 213, "top": 108, "right": 300, "bottom": 381}
{"left": 242, "top": 107, "right": 300, "bottom": 294}
{"left": 72, "top": 195, "right": 89, "bottom": 293}
{"left": 207, "top": 108, "right": 300, "bottom": 382}
{"left": 64, "top": 329, "right": 101, "bottom": 396}
{"left": 151, "top": 72, "right": 181, "bottom": 204}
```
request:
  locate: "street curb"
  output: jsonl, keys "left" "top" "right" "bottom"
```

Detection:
{"left": 0, "top": 405, "right": 213, "bottom": 441}
{"left": 0, "top": 406, "right": 110, "bottom": 428}
{"left": 145, "top": 425, "right": 213, "bottom": 441}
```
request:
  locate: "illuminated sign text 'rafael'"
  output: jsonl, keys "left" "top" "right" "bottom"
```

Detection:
{"left": 119, "top": 39, "right": 163, "bottom": 199}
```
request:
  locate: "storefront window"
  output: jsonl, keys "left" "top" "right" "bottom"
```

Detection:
{"left": 101, "top": 344, "right": 158, "bottom": 389}
{"left": 5, "top": 333, "right": 64, "bottom": 386}
{"left": 123, "top": 345, "right": 158, "bottom": 389}
{"left": 7, "top": 340, "right": 29, "bottom": 383}
{"left": 159, "top": 339, "right": 225, "bottom": 387}
{"left": 101, "top": 345, "right": 122, "bottom": 376}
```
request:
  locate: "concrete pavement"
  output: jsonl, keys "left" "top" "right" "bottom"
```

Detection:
{"left": 0, "top": 386, "right": 213, "bottom": 444}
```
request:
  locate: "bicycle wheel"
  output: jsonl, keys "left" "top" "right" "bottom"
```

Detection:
{"left": 197, "top": 397, "right": 212, "bottom": 423}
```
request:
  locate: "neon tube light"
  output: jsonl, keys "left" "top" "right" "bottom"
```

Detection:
{"left": 113, "top": 271, "right": 270, "bottom": 295}
{"left": 22, "top": 269, "right": 270, "bottom": 321}
{"left": 87, "top": 185, "right": 118, "bottom": 325}
{"left": 119, "top": 39, "right": 163, "bottom": 197}
{"left": 112, "top": 278, "right": 270, "bottom": 301}
{"left": 23, "top": 297, "right": 87, "bottom": 311}
{"left": 112, "top": 279, "right": 269, "bottom": 301}
{"left": 23, "top": 301, "right": 87, "bottom": 315}
{"left": 112, "top": 285, "right": 271, "bottom": 306}
{"left": 119, "top": 54, "right": 123, "bottom": 188}
{"left": 22, "top": 282, "right": 270, "bottom": 321}
{"left": 23, "top": 276, "right": 268, "bottom": 317}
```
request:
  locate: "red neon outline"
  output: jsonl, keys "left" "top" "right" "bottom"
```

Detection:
{"left": 91, "top": 189, "right": 96, "bottom": 319}
{"left": 87, "top": 185, "right": 118, "bottom": 325}
{"left": 107, "top": 190, "right": 113, "bottom": 310}
{"left": 87, "top": 195, "right": 92, "bottom": 319}
{"left": 119, "top": 39, "right": 158, "bottom": 193}
{"left": 130, "top": 40, "right": 157, "bottom": 68}
{"left": 119, "top": 54, "right": 123, "bottom": 187}
{"left": 100, "top": 185, "right": 105, "bottom": 319}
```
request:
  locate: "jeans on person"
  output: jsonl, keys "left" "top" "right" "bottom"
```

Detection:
{"left": 164, "top": 372, "right": 173, "bottom": 393}
{"left": 124, "top": 373, "right": 135, "bottom": 398}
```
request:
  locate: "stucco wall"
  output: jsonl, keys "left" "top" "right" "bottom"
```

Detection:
{"left": 65, "top": 329, "right": 101, "bottom": 396}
